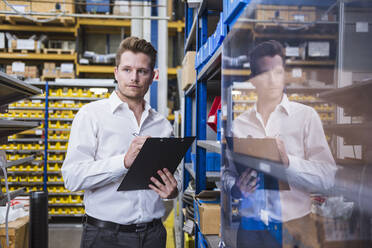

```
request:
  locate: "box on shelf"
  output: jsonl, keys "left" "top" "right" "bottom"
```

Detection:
{"left": 181, "top": 51, "right": 196, "bottom": 90}
{"left": 194, "top": 190, "right": 221, "bottom": 235}
{"left": 113, "top": 0, "right": 131, "bottom": 15}
{"left": 31, "top": 0, "right": 75, "bottom": 14}
{"left": 255, "top": 5, "right": 316, "bottom": 26}
{"left": 0, "top": 1, "right": 30, "bottom": 13}
{"left": 308, "top": 41, "right": 330, "bottom": 57}
{"left": 86, "top": 0, "right": 110, "bottom": 13}
{"left": 285, "top": 68, "right": 308, "bottom": 84}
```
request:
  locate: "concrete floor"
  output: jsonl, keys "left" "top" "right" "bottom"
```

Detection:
{"left": 49, "top": 201, "right": 174, "bottom": 248}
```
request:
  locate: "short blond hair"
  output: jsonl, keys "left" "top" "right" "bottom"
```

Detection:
{"left": 115, "top": 37, "right": 157, "bottom": 70}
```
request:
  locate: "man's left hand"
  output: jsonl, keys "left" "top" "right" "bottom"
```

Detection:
{"left": 149, "top": 168, "right": 178, "bottom": 199}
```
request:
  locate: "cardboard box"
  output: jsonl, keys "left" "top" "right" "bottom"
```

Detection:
{"left": 0, "top": 216, "right": 29, "bottom": 248}
{"left": 181, "top": 51, "right": 196, "bottom": 90}
{"left": 113, "top": 0, "right": 131, "bottom": 15}
{"left": 0, "top": 1, "right": 30, "bottom": 12}
{"left": 233, "top": 137, "right": 281, "bottom": 162}
{"left": 283, "top": 214, "right": 372, "bottom": 248}
{"left": 194, "top": 191, "right": 221, "bottom": 235}
{"left": 285, "top": 68, "right": 308, "bottom": 85}
{"left": 255, "top": 5, "right": 316, "bottom": 26}
{"left": 30, "top": 0, "right": 74, "bottom": 13}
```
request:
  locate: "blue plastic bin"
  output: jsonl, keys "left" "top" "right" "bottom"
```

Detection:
{"left": 86, "top": 0, "right": 110, "bottom": 13}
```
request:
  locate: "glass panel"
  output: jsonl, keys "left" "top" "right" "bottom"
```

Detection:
{"left": 221, "top": 1, "right": 372, "bottom": 247}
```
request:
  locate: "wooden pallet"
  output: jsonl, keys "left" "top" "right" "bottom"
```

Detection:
{"left": 8, "top": 47, "right": 41, "bottom": 54}
{"left": 43, "top": 48, "right": 75, "bottom": 55}
{"left": 0, "top": 14, "right": 75, "bottom": 26}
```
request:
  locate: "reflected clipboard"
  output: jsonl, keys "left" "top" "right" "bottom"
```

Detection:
{"left": 117, "top": 137, "right": 195, "bottom": 191}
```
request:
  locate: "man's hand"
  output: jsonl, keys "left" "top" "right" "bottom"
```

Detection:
{"left": 235, "top": 168, "right": 259, "bottom": 198}
{"left": 275, "top": 136, "right": 289, "bottom": 167}
{"left": 124, "top": 136, "right": 150, "bottom": 169}
{"left": 149, "top": 168, "right": 178, "bottom": 199}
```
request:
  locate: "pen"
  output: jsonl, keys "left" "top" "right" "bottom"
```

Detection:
{"left": 132, "top": 133, "right": 139, "bottom": 137}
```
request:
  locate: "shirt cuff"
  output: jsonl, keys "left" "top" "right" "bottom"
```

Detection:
{"left": 109, "top": 153, "right": 128, "bottom": 179}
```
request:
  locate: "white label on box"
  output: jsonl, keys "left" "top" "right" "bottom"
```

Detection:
{"left": 293, "top": 14, "right": 305, "bottom": 22}
{"left": 31, "top": 100, "right": 41, "bottom": 103}
{"left": 35, "top": 130, "right": 43, "bottom": 135}
{"left": 12, "top": 62, "right": 25, "bottom": 72}
{"left": 17, "top": 39, "right": 34, "bottom": 50}
{"left": 292, "top": 68, "right": 302, "bottom": 78}
{"left": 285, "top": 47, "right": 299, "bottom": 57}
{"left": 13, "top": 5, "right": 26, "bottom": 12}
{"left": 308, "top": 42, "right": 330, "bottom": 57}
{"left": 356, "top": 22, "right": 368, "bottom": 33}
{"left": 62, "top": 100, "right": 74, "bottom": 104}
{"left": 0, "top": 33, "right": 4, "bottom": 49}
{"left": 61, "top": 63, "right": 74, "bottom": 73}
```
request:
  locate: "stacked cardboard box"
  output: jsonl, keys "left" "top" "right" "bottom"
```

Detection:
{"left": 255, "top": 5, "right": 316, "bottom": 26}
{"left": 6, "top": 64, "right": 38, "bottom": 78}
{"left": 181, "top": 51, "right": 196, "bottom": 90}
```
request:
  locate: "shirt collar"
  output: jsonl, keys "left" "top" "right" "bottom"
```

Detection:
{"left": 252, "top": 93, "right": 291, "bottom": 116}
{"left": 109, "top": 90, "right": 153, "bottom": 115}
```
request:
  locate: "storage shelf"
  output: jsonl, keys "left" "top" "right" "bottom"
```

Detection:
{"left": 0, "top": 24, "right": 77, "bottom": 34}
{"left": 5, "top": 156, "right": 34, "bottom": 168}
{"left": 198, "top": 46, "right": 222, "bottom": 81}
{"left": 0, "top": 52, "right": 76, "bottom": 61}
{"left": 48, "top": 192, "right": 83, "bottom": 196}
{"left": 8, "top": 106, "right": 45, "bottom": 110}
{"left": 8, "top": 138, "right": 43, "bottom": 142}
{"left": 286, "top": 60, "right": 335, "bottom": 66}
{"left": 184, "top": 14, "right": 197, "bottom": 52}
{"left": 197, "top": 140, "right": 221, "bottom": 154}
{"left": 48, "top": 160, "right": 64, "bottom": 163}
{"left": 0, "top": 119, "right": 40, "bottom": 138}
{"left": 48, "top": 150, "right": 67, "bottom": 153}
{"left": 324, "top": 123, "right": 372, "bottom": 146}
{"left": 32, "top": 96, "right": 103, "bottom": 101}
{"left": 184, "top": 163, "right": 220, "bottom": 182}
{"left": 49, "top": 203, "right": 84, "bottom": 207}
{"left": 48, "top": 139, "right": 69, "bottom": 142}
{"left": 29, "top": 79, "right": 116, "bottom": 87}
{"left": 318, "top": 78, "right": 372, "bottom": 117}
{"left": 0, "top": 71, "right": 42, "bottom": 107}
{"left": 3, "top": 149, "right": 43, "bottom": 153}
{"left": 49, "top": 214, "right": 84, "bottom": 217}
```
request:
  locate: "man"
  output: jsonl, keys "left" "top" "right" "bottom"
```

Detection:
{"left": 62, "top": 37, "right": 178, "bottom": 248}
{"left": 227, "top": 40, "right": 337, "bottom": 247}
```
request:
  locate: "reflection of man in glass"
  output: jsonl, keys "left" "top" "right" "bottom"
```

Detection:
{"left": 229, "top": 40, "right": 337, "bottom": 247}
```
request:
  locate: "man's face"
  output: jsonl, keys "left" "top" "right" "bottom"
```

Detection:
{"left": 114, "top": 50, "right": 155, "bottom": 101}
{"left": 251, "top": 55, "right": 285, "bottom": 101}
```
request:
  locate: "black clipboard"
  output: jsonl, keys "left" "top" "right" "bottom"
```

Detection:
{"left": 117, "top": 137, "right": 195, "bottom": 191}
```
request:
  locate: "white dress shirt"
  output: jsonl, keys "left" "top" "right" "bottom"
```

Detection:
{"left": 233, "top": 94, "right": 337, "bottom": 222}
{"left": 62, "top": 91, "right": 175, "bottom": 224}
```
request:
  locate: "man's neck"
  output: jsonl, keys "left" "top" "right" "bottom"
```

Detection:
{"left": 115, "top": 90, "right": 145, "bottom": 125}
{"left": 256, "top": 94, "right": 283, "bottom": 126}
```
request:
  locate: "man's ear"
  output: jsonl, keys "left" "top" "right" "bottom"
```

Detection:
{"left": 114, "top": 66, "right": 118, "bottom": 81}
